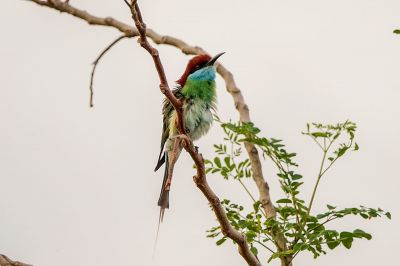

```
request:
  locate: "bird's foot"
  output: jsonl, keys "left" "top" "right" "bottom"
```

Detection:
{"left": 195, "top": 146, "right": 199, "bottom": 153}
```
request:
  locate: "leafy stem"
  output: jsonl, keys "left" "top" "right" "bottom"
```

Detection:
{"left": 308, "top": 141, "right": 329, "bottom": 216}
{"left": 207, "top": 120, "right": 389, "bottom": 264}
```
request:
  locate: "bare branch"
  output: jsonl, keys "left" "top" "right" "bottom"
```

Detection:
{"left": 24, "top": 0, "right": 138, "bottom": 36}
{"left": 89, "top": 34, "right": 129, "bottom": 107}
{"left": 0, "top": 254, "right": 31, "bottom": 266}
{"left": 126, "top": 1, "right": 184, "bottom": 133}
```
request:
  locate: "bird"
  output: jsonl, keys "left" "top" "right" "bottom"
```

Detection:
{"left": 154, "top": 52, "right": 225, "bottom": 221}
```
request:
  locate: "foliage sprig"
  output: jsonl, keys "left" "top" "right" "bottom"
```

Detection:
{"left": 206, "top": 120, "right": 390, "bottom": 263}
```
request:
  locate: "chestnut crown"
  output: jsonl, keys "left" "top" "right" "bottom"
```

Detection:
{"left": 176, "top": 53, "right": 224, "bottom": 86}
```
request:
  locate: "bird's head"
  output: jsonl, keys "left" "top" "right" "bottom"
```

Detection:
{"left": 177, "top": 53, "right": 224, "bottom": 86}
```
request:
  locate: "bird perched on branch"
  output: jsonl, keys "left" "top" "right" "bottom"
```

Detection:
{"left": 154, "top": 53, "right": 224, "bottom": 220}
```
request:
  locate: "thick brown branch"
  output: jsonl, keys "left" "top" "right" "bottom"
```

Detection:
{"left": 90, "top": 34, "right": 129, "bottom": 107}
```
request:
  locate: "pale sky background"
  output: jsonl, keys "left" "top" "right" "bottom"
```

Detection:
{"left": 1, "top": 0, "right": 399, "bottom": 265}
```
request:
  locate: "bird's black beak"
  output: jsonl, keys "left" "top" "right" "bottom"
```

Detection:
{"left": 206, "top": 52, "right": 225, "bottom": 66}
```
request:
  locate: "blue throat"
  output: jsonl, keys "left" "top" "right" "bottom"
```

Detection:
{"left": 188, "top": 66, "right": 216, "bottom": 81}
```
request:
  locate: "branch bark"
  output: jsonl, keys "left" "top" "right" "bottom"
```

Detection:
{"left": 0, "top": 255, "right": 31, "bottom": 266}
{"left": 21, "top": 0, "right": 291, "bottom": 265}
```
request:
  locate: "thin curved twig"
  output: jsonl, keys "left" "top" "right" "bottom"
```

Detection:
{"left": 89, "top": 34, "right": 128, "bottom": 107}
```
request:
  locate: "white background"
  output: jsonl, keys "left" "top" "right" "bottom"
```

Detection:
{"left": 1, "top": 0, "right": 399, "bottom": 265}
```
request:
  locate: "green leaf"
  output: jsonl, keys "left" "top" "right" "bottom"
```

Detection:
{"left": 214, "top": 157, "right": 222, "bottom": 168}
{"left": 245, "top": 169, "right": 251, "bottom": 177}
{"left": 271, "top": 138, "right": 283, "bottom": 143}
{"left": 250, "top": 246, "right": 258, "bottom": 256}
{"left": 327, "top": 240, "right": 340, "bottom": 249}
{"left": 337, "top": 146, "right": 348, "bottom": 157}
{"left": 311, "top": 132, "right": 329, "bottom": 138}
{"left": 206, "top": 232, "right": 220, "bottom": 238}
{"left": 292, "top": 174, "right": 303, "bottom": 180}
{"left": 353, "top": 229, "right": 372, "bottom": 240}
{"left": 341, "top": 237, "right": 353, "bottom": 249}
{"left": 216, "top": 237, "right": 227, "bottom": 246}
{"left": 340, "top": 231, "right": 353, "bottom": 238}
{"left": 394, "top": 29, "right": 400, "bottom": 34}
{"left": 354, "top": 142, "right": 359, "bottom": 151}
{"left": 253, "top": 201, "right": 261, "bottom": 212}
{"left": 316, "top": 213, "right": 329, "bottom": 219}
{"left": 385, "top": 212, "right": 392, "bottom": 219}
{"left": 246, "top": 231, "right": 257, "bottom": 242}
{"left": 224, "top": 156, "right": 231, "bottom": 168}
{"left": 340, "top": 232, "right": 353, "bottom": 249}
{"left": 293, "top": 243, "right": 308, "bottom": 252}
{"left": 327, "top": 204, "right": 336, "bottom": 210}
{"left": 276, "top": 198, "right": 292, "bottom": 204}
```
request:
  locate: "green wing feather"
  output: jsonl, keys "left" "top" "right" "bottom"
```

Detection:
{"left": 154, "top": 88, "right": 183, "bottom": 171}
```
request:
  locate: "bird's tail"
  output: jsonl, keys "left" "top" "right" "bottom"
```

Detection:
{"left": 153, "top": 152, "right": 169, "bottom": 257}
{"left": 157, "top": 152, "right": 169, "bottom": 222}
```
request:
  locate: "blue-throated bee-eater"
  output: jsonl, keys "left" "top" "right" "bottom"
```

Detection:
{"left": 154, "top": 52, "right": 224, "bottom": 220}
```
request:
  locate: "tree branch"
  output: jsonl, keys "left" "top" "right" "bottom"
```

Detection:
{"left": 127, "top": 1, "right": 184, "bottom": 133}
{"left": 22, "top": 0, "right": 289, "bottom": 264}
{"left": 126, "top": 1, "right": 260, "bottom": 265}
{"left": 90, "top": 34, "right": 129, "bottom": 107}
{"left": 0, "top": 255, "right": 31, "bottom": 266}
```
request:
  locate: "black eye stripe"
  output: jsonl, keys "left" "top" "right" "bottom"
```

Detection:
{"left": 189, "top": 62, "right": 207, "bottom": 74}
